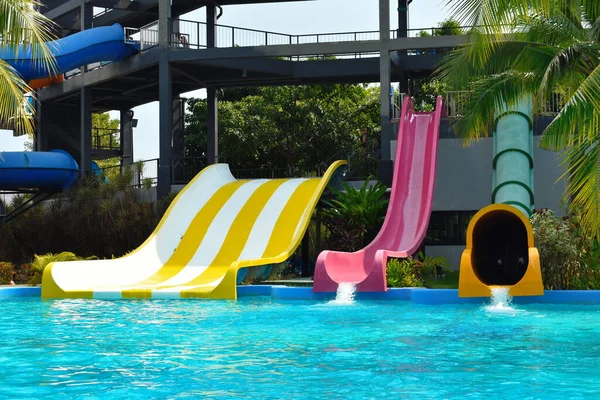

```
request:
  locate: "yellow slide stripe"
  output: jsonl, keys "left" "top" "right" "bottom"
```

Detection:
{"left": 121, "top": 180, "right": 247, "bottom": 298}
{"left": 179, "top": 178, "right": 322, "bottom": 298}
{"left": 262, "top": 179, "right": 320, "bottom": 258}
{"left": 176, "top": 179, "right": 287, "bottom": 289}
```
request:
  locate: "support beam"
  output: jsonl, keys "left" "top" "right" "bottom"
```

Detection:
{"left": 158, "top": 0, "right": 171, "bottom": 47}
{"left": 207, "top": 87, "right": 219, "bottom": 165}
{"left": 35, "top": 97, "right": 48, "bottom": 151}
{"left": 157, "top": 52, "right": 172, "bottom": 198}
{"left": 120, "top": 109, "right": 134, "bottom": 168}
{"left": 379, "top": 0, "right": 394, "bottom": 187}
{"left": 301, "top": 232, "right": 310, "bottom": 277}
{"left": 80, "top": 86, "right": 92, "bottom": 177}
{"left": 206, "top": 5, "right": 219, "bottom": 165}
{"left": 207, "top": 5, "right": 217, "bottom": 48}
{"left": 379, "top": 0, "right": 392, "bottom": 160}
{"left": 398, "top": 0, "right": 408, "bottom": 38}
{"left": 80, "top": 1, "right": 92, "bottom": 72}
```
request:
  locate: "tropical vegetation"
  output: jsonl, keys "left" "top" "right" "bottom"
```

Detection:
{"left": 0, "top": 0, "right": 56, "bottom": 136}
{"left": 531, "top": 208, "right": 600, "bottom": 290}
{"left": 320, "top": 180, "right": 389, "bottom": 252}
{"left": 437, "top": 0, "right": 600, "bottom": 239}
{"left": 0, "top": 170, "right": 175, "bottom": 265}
{"left": 185, "top": 84, "right": 380, "bottom": 175}
{"left": 386, "top": 252, "right": 451, "bottom": 288}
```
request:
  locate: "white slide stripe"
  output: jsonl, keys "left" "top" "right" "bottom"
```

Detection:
{"left": 239, "top": 178, "right": 307, "bottom": 260}
{"left": 52, "top": 165, "right": 234, "bottom": 291}
{"left": 153, "top": 179, "right": 269, "bottom": 287}
{"left": 151, "top": 179, "right": 308, "bottom": 294}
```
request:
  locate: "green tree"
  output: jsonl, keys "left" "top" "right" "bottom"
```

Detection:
{"left": 433, "top": 18, "right": 463, "bottom": 36}
{"left": 92, "top": 113, "right": 120, "bottom": 150}
{"left": 436, "top": 0, "right": 600, "bottom": 239}
{"left": 417, "top": 18, "right": 463, "bottom": 37}
{"left": 411, "top": 18, "right": 463, "bottom": 109}
{"left": 185, "top": 84, "right": 380, "bottom": 175}
{"left": 0, "top": 1, "right": 56, "bottom": 136}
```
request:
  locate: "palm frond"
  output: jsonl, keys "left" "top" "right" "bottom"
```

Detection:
{"left": 0, "top": 60, "right": 34, "bottom": 135}
{"left": 435, "top": 37, "right": 537, "bottom": 89}
{"left": 540, "top": 63, "right": 600, "bottom": 150}
{"left": 558, "top": 132, "right": 600, "bottom": 240}
{"left": 0, "top": 0, "right": 57, "bottom": 74}
{"left": 450, "top": 71, "right": 539, "bottom": 144}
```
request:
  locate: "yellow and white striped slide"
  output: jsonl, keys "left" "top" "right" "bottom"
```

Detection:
{"left": 42, "top": 161, "right": 345, "bottom": 300}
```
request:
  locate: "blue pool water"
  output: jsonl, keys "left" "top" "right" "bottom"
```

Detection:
{"left": 2, "top": 297, "right": 600, "bottom": 399}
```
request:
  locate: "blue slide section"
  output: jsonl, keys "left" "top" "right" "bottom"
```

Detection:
{"left": 0, "top": 150, "right": 79, "bottom": 191}
{"left": 0, "top": 24, "right": 140, "bottom": 191}
{"left": 0, "top": 24, "right": 139, "bottom": 81}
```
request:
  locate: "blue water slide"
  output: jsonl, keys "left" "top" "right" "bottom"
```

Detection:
{"left": 0, "top": 23, "right": 140, "bottom": 81}
{"left": 0, "top": 150, "right": 79, "bottom": 190}
{"left": 0, "top": 24, "right": 140, "bottom": 191}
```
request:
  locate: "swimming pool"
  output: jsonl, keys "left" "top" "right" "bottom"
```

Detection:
{"left": 1, "top": 296, "right": 599, "bottom": 399}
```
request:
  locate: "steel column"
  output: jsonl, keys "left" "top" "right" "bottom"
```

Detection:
{"left": 80, "top": 86, "right": 92, "bottom": 177}
{"left": 159, "top": 0, "right": 171, "bottom": 47}
{"left": 157, "top": 52, "right": 173, "bottom": 198}
{"left": 120, "top": 109, "right": 134, "bottom": 168}
{"left": 207, "top": 5, "right": 219, "bottom": 165}
{"left": 398, "top": 0, "right": 408, "bottom": 38}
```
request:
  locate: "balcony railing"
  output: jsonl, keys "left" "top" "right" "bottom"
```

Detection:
{"left": 393, "top": 90, "right": 565, "bottom": 119}
{"left": 98, "top": 159, "right": 159, "bottom": 189}
{"left": 167, "top": 19, "right": 464, "bottom": 58}
{"left": 92, "top": 127, "right": 120, "bottom": 151}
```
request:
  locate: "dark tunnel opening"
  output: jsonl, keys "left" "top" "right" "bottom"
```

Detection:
{"left": 471, "top": 210, "right": 529, "bottom": 286}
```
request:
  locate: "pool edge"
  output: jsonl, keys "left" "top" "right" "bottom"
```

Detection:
{"left": 4, "top": 285, "right": 600, "bottom": 305}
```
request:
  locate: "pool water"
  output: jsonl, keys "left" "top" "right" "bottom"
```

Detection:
{"left": 2, "top": 297, "right": 600, "bottom": 399}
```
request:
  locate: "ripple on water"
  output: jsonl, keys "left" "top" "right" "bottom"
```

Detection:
{"left": 1, "top": 297, "right": 600, "bottom": 399}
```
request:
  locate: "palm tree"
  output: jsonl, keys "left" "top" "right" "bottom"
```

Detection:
{"left": 0, "top": 0, "right": 56, "bottom": 136}
{"left": 436, "top": 0, "right": 600, "bottom": 239}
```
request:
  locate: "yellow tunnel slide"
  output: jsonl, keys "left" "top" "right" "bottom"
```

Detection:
{"left": 458, "top": 204, "right": 544, "bottom": 297}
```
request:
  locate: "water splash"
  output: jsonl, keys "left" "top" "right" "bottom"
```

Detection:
{"left": 485, "top": 287, "right": 521, "bottom": 313}
{"left": 328, "top": 283, "right": 357, "bottom": 305}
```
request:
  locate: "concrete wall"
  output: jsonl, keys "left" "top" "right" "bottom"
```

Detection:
{"left": 427, "top": 135, "right": 567, "bottom": 268}
{"left": 431, "top": 136, "right": 566, "bottom": 213}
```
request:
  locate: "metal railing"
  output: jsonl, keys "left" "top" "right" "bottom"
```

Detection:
{"left": 172, "top": 156, "right": 210, "bottom": 184}
{"left": 230, "top": 168, "right": 290, "bottom": 180}
{"left": 346, "top": 151, "right": 379, "bottom": 180}
{"left": 92, "top": 127, "right": 120, "bottom": 151}
{"left": 393, "top": 90, "right": 565, "bottom": 118}
{"left": 169, "top": 20, "right": 474, "bottom": 51}
{"left": 171, "top": 157, "right": 325, "bottom": 184}
{"left": 98, "top": 159, "right": 159, "bottom": 189}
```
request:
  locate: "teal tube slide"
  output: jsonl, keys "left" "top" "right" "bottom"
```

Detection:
{"left": 491, "top": 98, "right": 535, "bottom": 216}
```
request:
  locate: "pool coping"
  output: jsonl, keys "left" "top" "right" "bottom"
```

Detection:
{"left": 7, "top": 285, "right": 600, "bottom": 304}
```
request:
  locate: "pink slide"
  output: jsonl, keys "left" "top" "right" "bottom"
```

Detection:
{"left": 313, "top": 96, "right": 444, "bottom": 292}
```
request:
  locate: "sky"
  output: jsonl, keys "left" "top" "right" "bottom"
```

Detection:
{"left": 0, "top": 0, "right": 449, "bottom": 160}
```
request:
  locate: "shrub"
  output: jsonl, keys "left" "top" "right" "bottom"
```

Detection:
{"left": 387, "top": 258, "right": 424, "bottom": 288}
{"left": 386, "top": 252, "right": 449, "bottom": 288}
{"left": 0, "top": 177, "right": 176, "bottom": 266}
{"left": 0, "top": 262, "right": 15, "bottom": 284}
{"left": 268, "top": 260, "right": 297, "bottom": 281}
{"left": 321, "top": 179, "right": 389, "bottom": 252}
{"left": 13, "top": 264, "right": 34, "bottom": 284}
{"left": 28, "top": 252, "right": 97, "bottom": 285}
{"left": 531, "top": 209, "right": 584, "bottom": 289}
